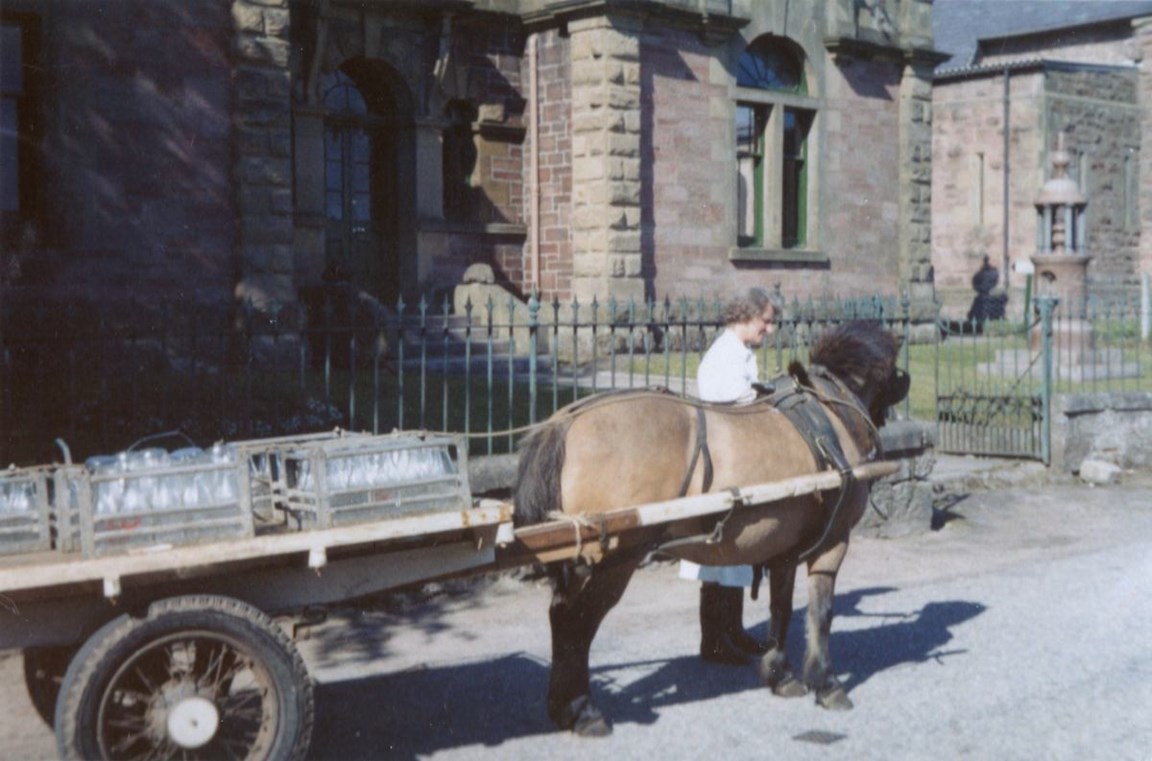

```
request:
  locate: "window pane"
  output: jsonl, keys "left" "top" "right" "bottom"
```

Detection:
{"left": 322, "top": 70, "right": 367, "bottom": 115}
{"left": 1, "top": 98, "right": 17, "bottom": 212}
{"left": 736, "top": 105, "right": 756, "bottom": 154}
{"left": 781, "top": 108, "right": 811, "bottom": 248}
{"left": 324, "top": 128, "right": 341, "bottom": 160}
{"left": 783, "top": 110, "right": 801, "bottom": 157}
{"left": 736, "top": 103, "right": 764, "bottom": 245}
{"left": 325, "top": 159, "right": 342, "bottom": 193}
{"left": 351, "top": 191, "right": 371, "bottom": 222}
{"left": 326, "top": 190, "right": 343, "bottom": 221}
{"left": 351, "top": 130, "right": 370, "bottom": 192}
{"left": 1, "top": 25, "right": 22, "bottom": 95}
{"left": 737, "top": 154, "right": 756, "bottom": 241}
{"left": 737, "top": 38, "right": 804, "bottom": 93}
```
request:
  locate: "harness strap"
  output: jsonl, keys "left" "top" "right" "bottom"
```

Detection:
{"left": 677, "top": 405, "right": 713, "bottom": 497}
{"left": 752, "top": 373, "right": 860, "bottom": 585}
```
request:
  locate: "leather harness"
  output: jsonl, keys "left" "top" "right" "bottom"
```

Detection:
{"left": 668, "top": 367, "right": 872, "bottom": 585}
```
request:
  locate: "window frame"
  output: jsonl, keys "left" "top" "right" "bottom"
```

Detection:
{"left": 730, "top": 37, "right": 825, "bottom": 265}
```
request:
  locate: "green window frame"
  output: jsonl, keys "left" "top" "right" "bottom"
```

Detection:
{"left": 734, "top": 37, "right": 815, "bottom": 253}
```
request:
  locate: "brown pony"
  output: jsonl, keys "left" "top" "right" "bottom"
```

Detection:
{"left": 514, "top": 320, "right": 909, "bottom": 736}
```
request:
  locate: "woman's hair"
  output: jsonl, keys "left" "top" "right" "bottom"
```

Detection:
{"left": 722, "top": 286, "right": 775, "bottom": 325}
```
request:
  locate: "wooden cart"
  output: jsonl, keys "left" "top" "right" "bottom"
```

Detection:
{"left": 0, "top": 429, "right": 894, "bottom": 760}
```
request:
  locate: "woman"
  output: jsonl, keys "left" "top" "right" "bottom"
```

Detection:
{"left": 682, "top": 285, "right": 777, "bottom": 664}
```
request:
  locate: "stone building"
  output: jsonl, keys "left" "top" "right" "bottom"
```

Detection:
{"left": 931, "top": 0, "right": 1152, "bottom": 318}
{"left": 1, "top": 0, "right": 938, "bottom": 333}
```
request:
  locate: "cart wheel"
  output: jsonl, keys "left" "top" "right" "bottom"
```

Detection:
{"left": 24, "top": 645, "right": 76, "bottom": 727}
{"left": 54, "top": 595, "right": 314, "bottom": 761}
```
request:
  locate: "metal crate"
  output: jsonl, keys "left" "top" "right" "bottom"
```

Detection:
{"left": 53, "top": 466, "right": 85, "bottom": 553}
{"left": 282, "top": 433, "right": 471, "bottom": 529}
{"left": 63, "top": 447, "right": 256, "bottom": 557}
{"left": 0, "top": 466, "right": 54, "bottom": 555}
{"left": 231, "top": 430, "right": 370, "bottom": 532}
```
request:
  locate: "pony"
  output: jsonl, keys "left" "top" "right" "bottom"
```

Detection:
{"left": 513, "top": 320, "right": 910, "bottom": 736}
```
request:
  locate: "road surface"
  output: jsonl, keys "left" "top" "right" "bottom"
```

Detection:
{"left": 2, "top": 475, "right": 1150, "bottom": 760}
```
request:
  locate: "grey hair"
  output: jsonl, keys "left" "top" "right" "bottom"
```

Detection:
{"left": 722, "top": 286, "right": 776, "bottom": 325}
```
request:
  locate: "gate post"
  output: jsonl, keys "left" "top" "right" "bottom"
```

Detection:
{"left": 528, "top": 291, "right": 540, "bottom": 425}
{"left": 1036, "top": 296, "right": 1058, "bottom": 465}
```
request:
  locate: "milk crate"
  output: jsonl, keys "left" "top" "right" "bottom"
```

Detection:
{"left": 281, "top": 433, "right": 471, "bottom": 529}
{"left": 231, "top": 430, "right": 369, "bottom": 532}
{"left": 0, "top": 466, "right": 54, "bottom": 555}
{"left": 62, "top": 446, "right": 256, "bottom": 557}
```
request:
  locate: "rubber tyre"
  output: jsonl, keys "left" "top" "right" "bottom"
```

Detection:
{"left": 54, "top": 595, "right": 314, "bottom": 761}
{"left": 23, "top": 645, "right": 76, "bottom": 727}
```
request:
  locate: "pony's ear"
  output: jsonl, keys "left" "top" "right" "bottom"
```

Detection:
{"left": 788, "top": 360, "right": 810, "bottom": 388}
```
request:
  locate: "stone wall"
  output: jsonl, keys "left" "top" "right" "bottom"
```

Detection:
{"left": 932, "top": 70, "right": 1045, "bottom": 318}
{"left": 1051, "top": 391, "right": 1152, "bottom": 472}
{"left": 1047, "top": 68, "right": 1142, "bottom": 303}
{"left": 568, "top": 14, "right": 645, "bottom": 305}
{"left": 3, "top": 0, "right": 236, "bottom": 318}
{"left": 932, "top": 64, "right": 1142, "bottom": 318}
{"left": 233, "top": 0, "right": 294, "bottom": 311}
{"left": 823, "top": 55, "right": 906, "bottom": 294}
{"left": 1138, "top": 18, "right": 1152, "bottom": 280}
{"left": 523, "top": 29, "right": 573, "bottom": 297}
{"left": 647, "top": 27, "right": 735, "bottom": 294}
{"left": 857, "top": 420, "right": 936, "bottom": 538}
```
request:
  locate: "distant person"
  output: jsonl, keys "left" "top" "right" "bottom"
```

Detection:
{"left": 967, "top": 256, "right": 1004, "bottom": 323}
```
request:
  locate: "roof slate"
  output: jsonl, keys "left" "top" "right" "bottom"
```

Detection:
{"left": 934, "top": 0, "right": 1152, "bottom": 72}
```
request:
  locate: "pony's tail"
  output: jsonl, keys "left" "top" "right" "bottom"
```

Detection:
{"left": 513, "top": 420, "right": 568, "bottom": 526}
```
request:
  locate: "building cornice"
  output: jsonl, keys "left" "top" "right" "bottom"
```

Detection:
{"left": 824, "top": 35, "right": 949, "bottom": 67}
{"left": 521, "top": 0, "right": 748, "bottom": 45}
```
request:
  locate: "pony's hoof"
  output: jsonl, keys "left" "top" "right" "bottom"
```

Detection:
{"left": 816, "top": 685, "right": 854, "bottom": 711}
{"left": 771, "top": 675, "right": 809, "bottom": 699}
{"left": 554, "top": 695, "right": 613, "bottom": 737}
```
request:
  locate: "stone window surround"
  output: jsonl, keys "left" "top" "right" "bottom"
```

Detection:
{"left": 729, "top": 57, "right": 826, "bottom": 267}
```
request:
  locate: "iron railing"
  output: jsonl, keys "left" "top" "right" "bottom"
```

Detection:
{"left": 934, "top": 295, "right": 1152, "bottom": 463}
{"left": 0, "top": 291, "right": 914, "bottom": 466}
{"left": 4, "top": 288, "right": 1147, "bottom": 467}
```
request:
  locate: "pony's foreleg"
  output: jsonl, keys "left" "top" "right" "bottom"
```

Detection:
{"left": 758, "top": 562, "right": 807, "bottom": 698}
{"left": 804, "top": 544, "right": 853, "bottom": 710}
{"left": 546, "top": 558, "right": 638, "bottom": 737}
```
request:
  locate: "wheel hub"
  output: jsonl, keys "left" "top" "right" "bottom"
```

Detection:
{"left": 165, "top": 695, "right": 220, "bottom": 749}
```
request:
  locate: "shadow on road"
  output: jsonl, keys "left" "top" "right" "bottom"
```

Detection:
{"left": 307, "top": 587, "right": 986, "bottom": 758}
{"left": 308, "top": 653, "right": 554, "bottom": 760}
{"left": 830, "top": 587, "right": 986, "bottom": 693}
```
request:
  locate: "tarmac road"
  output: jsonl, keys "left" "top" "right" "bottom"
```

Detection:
{"left": 2, "top": 471, "right": 1151, "bottom": 760}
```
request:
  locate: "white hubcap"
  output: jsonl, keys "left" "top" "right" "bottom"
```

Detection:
{"left": 166, "top": 696, "right": 220, "bottom": 749}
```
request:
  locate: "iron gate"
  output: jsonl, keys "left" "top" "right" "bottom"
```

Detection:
{"left": 935, "top": 299, "right": 1056, "bottom": 464}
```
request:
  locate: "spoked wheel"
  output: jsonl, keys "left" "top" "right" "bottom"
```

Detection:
{"left": 55, "top": 595, "right": 314, "bottom": 761}
{"left": 24, "top": 645, "right": 76, "bottom": 726}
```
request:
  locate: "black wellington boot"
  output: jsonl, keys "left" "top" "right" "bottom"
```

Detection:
{"left": 722, "top": 585, "right": 771, "bottom": 656}
{"left": 699, "top": 583, "right": 749, "bottom": 665}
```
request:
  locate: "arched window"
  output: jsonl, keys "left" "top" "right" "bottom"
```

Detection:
{"left": 324, "top": 70, "right": 372, "bottom": 243}
{"left": 735, "top": 37, "right": 815, "bottom": 252}
{"left": 321, "top": 68, "right": 394, "bottom": 298}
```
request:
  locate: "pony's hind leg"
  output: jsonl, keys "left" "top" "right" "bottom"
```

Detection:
{"left": 759, "top": 562, "right": 807, "bottom": 698}
{"left": 546, "top": 557, "right": 639, "bottom": 736}
{"left": 803, "top": 568, "right": 853, "bottom": 710}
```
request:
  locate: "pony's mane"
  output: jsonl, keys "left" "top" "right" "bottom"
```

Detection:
{"left": 808, "top": 321, "right": 899, "bottom": 391}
